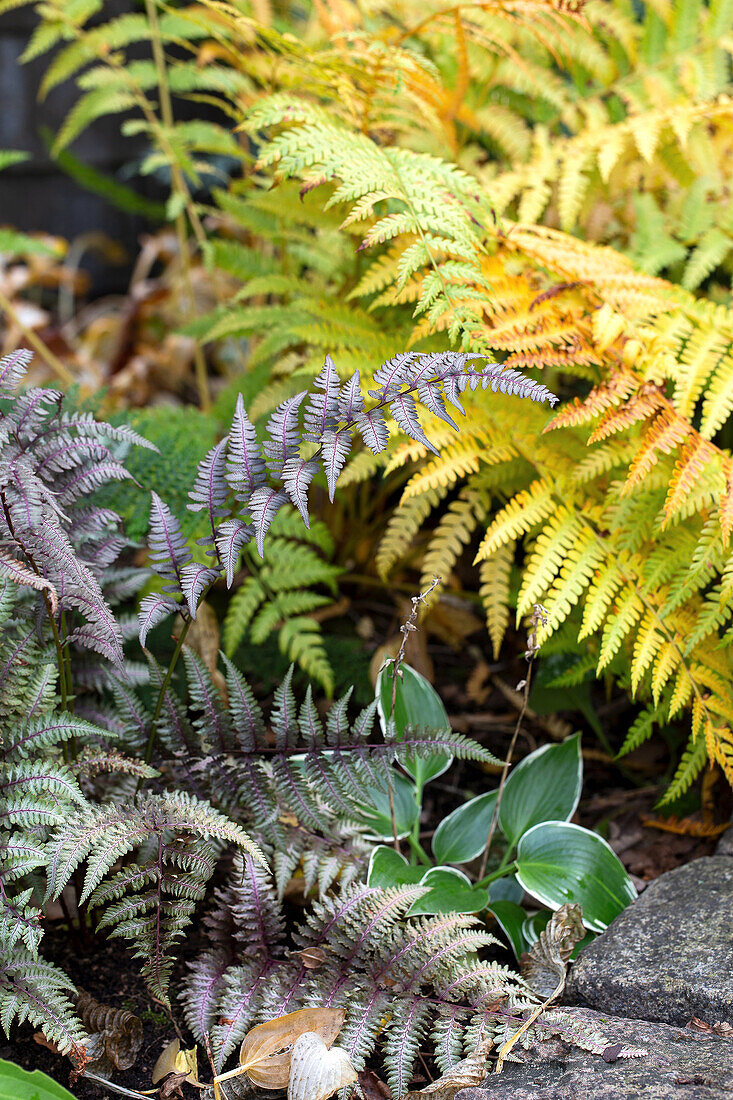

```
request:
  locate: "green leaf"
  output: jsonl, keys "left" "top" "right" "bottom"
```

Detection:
{"left": 431, "top": 789, "right": 498, "bottom": 864}
{"left": 356, "top": 770, "right": 419, "bottom": 840}
{"left": 521, "top": 908, "right": 551, "bottom": 945}
{"left": 0, "top": 1059, "right": 76, "bottom": 1100}
{"left": 376, "top": 662, "right": 452, "bottom": 787}
{"left": 489, "top": 874, "right": 523, "bottom": 904}
{"left": 499, "top": 734, "right": 582, "bottom": 847}
{"left": 407, "top": 868, "right": 489, "bottom": 917}
{"left": 0, "top": 229, "right": 57, "bottom": 257}
{"left": 487, "top": 900, "right": 527, "bottom": 960}
{"left": 0, "top": 151, "right": 28, "bottom": 173}
{"left": 367, "top": 845, "right": 425, "bottom": 888}
{"left": 515, "top": 821, "right": 637, "bottom": 932}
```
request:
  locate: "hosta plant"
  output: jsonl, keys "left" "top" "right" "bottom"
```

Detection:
{"left": 368, "top": 661, "right": 636, "bottom": 955}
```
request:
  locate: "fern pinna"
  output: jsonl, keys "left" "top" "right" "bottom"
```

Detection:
{"left": 184, "top": 853, "right": 526, "bottom": 1092}
{"left": 138, "top": 350, "right": 555, "bottom": 670}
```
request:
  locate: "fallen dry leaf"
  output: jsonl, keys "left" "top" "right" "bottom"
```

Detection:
{"left": 159, "top": 1071, "right": 194, "bottom": 1099}
{"left": 358, "top": 1069, "right": 392, "bottom": 1100}
{"left": 287, "top": 1031, "right": 357, "bottom": 1100}
{"left": 152, "top": 1037, "right": 198, "bottom": 1086}
{"left": 294, "top": 947, "right": 327, "bottom": 970}
{"left": 521, "top": 903, "right": 586, "bottom": 998}
{"left": 497, "top": 905, "right": 586, "bottom": 1073}
{"left": 74, "top": 988, "right": 143, "bottom": 1072}
{"left": 238, "top": 1007, "right": 345, "bottom": 1089}
{"left": 687, "top": 1018, "right": 733, "bottom": 1039}
{"left": 404, "top": 1038, "right": 492, "bottom": 1100}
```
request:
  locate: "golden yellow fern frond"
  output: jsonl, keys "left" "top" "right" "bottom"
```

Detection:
{"left": 541, "top": 528, "right": 605, "bottom": 634}
{"left": 420, "top": 492, "right": 487, "bottom": 593}
{"left": 597, "top": 584, "right": 645, "bottom": 672}
{"left": 474, "top": 478, "right": 556, "bottom": 562}
{"left": 516, "top": 507, "right": 584, "bottom": 616}
{"left": 479, "top": 540, "right": 515, "bottom": 657}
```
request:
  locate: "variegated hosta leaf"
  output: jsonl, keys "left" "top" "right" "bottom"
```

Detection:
{"left": 237, "top": 1009, "right": 346, "bottom": 1089}
{"left": 287, "top": 1031, "right": 357, "bottom": 1100}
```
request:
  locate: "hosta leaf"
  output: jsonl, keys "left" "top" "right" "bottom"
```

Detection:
{"left": 499, "top": 734, "right": 582, "bottom": 847}
{"left": 287, "top": 1031, "right": 357, "bottom": 1100}
{"left": 516, "top": 822, "right": 637, "bottom": 932}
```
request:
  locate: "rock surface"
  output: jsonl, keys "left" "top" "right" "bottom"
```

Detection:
{"left": 455, "top": 1009, "right": 733, "bottom": 1100}
{"left": 718, "top": 823, "right": 733, "bottom": 857}
{"left": 566, "top": 857, "right": 733, "bottom": 1027}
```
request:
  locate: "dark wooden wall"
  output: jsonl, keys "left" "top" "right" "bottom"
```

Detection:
{"left": 0, "top": 1, "right": 159, "bottom": 294}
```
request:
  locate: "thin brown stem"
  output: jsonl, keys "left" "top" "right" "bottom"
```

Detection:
{"left": 477, "top": 604, "right": 547, "bottom": 881}
{"left": 0, "top": 289, "right": 75, "bottom": 386}
{"left": 384, "top": 576, "right": 441, "bottom": 852}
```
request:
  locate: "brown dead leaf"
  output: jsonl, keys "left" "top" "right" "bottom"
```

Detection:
{"left": 181, "top": 602, "right": 226, "bottom": 702}
{"left": 497, "top": 905, "right": 586, "bottom": 1073}
{"left": 404, "top": 1038, "right": 492, "bottom": 1100}
{"left": 640, "top": 814, "right": 730, "bottom": 838}
{"left": 73, "top": 989, "right": 143, "bottom": 1071}
{"left": 238, "top": 1007, "right": 345, "bottom": 1088}
{"left": 358, "top": 1069, "right": 392, "bottom": 1100}
{"left": 152, "top": 1038, "right": 199, "bottom": 1086}
{"left": 159, "top": 1072, "right": 194, "bottom": 1099}
{"left": 294, "top": 947, "right": 327, "bottom": 970}
{"left": 687, "top": 1018, "right": 733, "bottom": 1039}
{"left": 466, "top": 660, "right": 491, "bottom": 705}
{"left": 521, "top": 903, "right": 586, "bottom": 998}
{"left": 33, "top": 1031, "right": 61, "bottom": 1055}
{"left": 424, "top": 598, "right": 482, "bottom": 648}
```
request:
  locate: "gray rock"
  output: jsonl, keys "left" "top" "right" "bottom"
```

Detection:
{"left": 717, "top": 824, "right": 733, "bottom": 857}
{"left": 455, "top": 1008, "right": 733, "bottom": 1100}
{"left": 566, "top": 857, "right": 733, "bottom": 1027}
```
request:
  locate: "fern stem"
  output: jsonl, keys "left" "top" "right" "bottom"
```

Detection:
{"left": 141, "top": 615, "right": 193, "bottom": 770}
{"left": 477, "top": 612, "right": 541, "bottom": 882}
{"left": 407, "top": 832, "right": 432, "bottom": 866}
{"left": 476, "top": 860, "right": 517, "bottom": 891}
{"left": 0, "top": 290, "right": 74, "bottom": 386}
